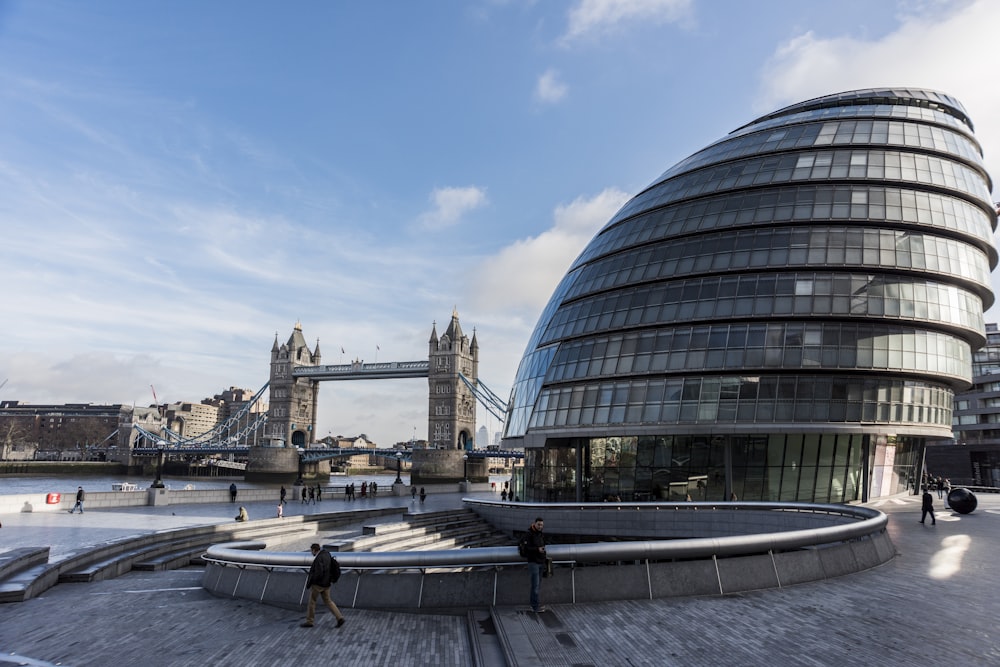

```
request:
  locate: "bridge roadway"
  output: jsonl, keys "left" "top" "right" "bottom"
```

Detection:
{"left": 1, "top": 490, "right": 997, "bottom": 666}
{"left": 130, "top": 446, "right": 524, "bottom": 462}
{"left": 292, "top": 359, "right": 429, "bottom": 380}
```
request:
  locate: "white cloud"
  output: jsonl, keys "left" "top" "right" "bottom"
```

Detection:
{"left": 467, "top": 187, "right": 630, "bottom": 316}
{"left": 417, "top": 186, "right": 489, "bottom": 230}
{"left": 535, "top": 69, "right": 569, "bottom": 104}
{"left": 757, "top": 0, "right": 1000, "bottom": 199}
{"left": 561, "top": 0, "right": 692, "bottom": 44}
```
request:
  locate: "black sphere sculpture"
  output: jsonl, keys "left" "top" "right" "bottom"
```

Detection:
{"left": 947, "top": 487, "right": 977, "bottom": 515}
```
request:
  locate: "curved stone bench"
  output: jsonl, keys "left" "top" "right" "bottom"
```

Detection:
{"left": 201, "top": 501, "right": 894, "bottom": 610}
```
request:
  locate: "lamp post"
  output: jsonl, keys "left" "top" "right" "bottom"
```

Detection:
{"left": 394, "top": 451, "right": 403, "bottom": 485}
{"left": 151, "top": 442, "right": 165, "bottom": 488}
{"left": 463, "top": 454, "right": 469, "bottom": 483}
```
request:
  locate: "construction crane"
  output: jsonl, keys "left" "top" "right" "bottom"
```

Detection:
{"left": 150, "top": 384, "right": 164, "bottom": 417}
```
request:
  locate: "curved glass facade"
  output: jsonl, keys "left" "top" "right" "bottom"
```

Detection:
{"left": 504, "top": 88, "right": 997, "bottom": 504}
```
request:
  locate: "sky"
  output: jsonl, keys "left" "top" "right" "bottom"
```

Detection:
{"left": 1, "top": 0, "right": 998, "bottom": 447}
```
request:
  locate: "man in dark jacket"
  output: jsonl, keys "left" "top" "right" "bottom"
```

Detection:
{"left": 68, "top": 486, "right": 85, "bottom": 514}
{"left": 520, "top": 517, "right": 547, "bottom": 612}
{"left": 920, "top": 487, "right": 936, "bottom": 525}
{"left": 301, "top": 543, "right": 346, "bottom": 628}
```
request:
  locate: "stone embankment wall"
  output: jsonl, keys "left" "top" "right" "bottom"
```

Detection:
{"left": 0, "top": 481, "right": 488, "bottom": 515}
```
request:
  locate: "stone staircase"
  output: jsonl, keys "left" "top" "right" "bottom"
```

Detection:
{"left": 327, "top": 508, "right": 510, "bottom": 553}
{"left": 0, "top": 507, "right": 403, "bottom": 603}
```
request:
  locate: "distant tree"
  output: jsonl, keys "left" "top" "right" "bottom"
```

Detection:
{"left": 0, "top": 419, "right": 33, "bottom": 460}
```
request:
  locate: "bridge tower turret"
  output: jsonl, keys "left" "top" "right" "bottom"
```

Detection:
{"left": 427, "top": 309, "right": 477, "bottom": 450}
{"left": 266, "top": 322, "right": 321, "bottom": 448}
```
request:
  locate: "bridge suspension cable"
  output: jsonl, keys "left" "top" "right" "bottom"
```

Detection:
{"left": 458, "top": 373, "right": 508, "bottom": 422}
{"left": 133, "top": 381, "right": 270, "bottom": 449}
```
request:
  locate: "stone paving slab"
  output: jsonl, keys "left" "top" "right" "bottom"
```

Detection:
{"left": 1, "top": 491, "right": 998, "bottom": 666}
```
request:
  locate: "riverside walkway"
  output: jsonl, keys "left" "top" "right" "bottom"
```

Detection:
{"left": 0, "top": 489, "right": 998, "bottom": 666}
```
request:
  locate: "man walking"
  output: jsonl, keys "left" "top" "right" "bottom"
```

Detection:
{"left": 301, "top": 543, "right": 346, "bottom": 629}
{"left": 68, "top": 486, "right": 85, "bottom": 514}
{"left": 519, "top": 517, "right": 547, "bottom": 612}
{"left": 920, "top": 486, "right": 936, "bottom": 525}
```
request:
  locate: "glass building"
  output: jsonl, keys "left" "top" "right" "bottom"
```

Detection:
{"left": 503, "top": 88, "right": 997, "bottom": 504}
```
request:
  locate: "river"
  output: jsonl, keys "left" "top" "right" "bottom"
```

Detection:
{"left": 0, "top": 472, "right": 409, "bottom": 496}
{"left": 0, "top": 472, "right": 511, "bottom": 496}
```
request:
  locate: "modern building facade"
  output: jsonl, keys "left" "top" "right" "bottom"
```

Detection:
{"left": 502, "top": 88, "right": 997, "bottom": 504}
{"left": 927, "top": 322, "right": 1000, "bottom": 486}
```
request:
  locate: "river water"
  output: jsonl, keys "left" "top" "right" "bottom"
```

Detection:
{"left": 0, "top": 472, "right": 411, "bottom": 496}
{"left": 0, "top": 472, "right": 510, "bottom": 496}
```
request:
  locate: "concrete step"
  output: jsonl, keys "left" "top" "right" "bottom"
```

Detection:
{"left": 330, "top": 508, "right": 510, "bottom": 555}
{"left": 0, "top": 563, "right": 49, "bottom": 603}
{"left": 346, "top": 518, "right": 485, "bottom": 551}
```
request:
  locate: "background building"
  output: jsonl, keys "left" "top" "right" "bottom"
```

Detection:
{"left": 928, "top": 322, "right": 1000, "bottom": 485}
{"left": 503, "top": 88, "right": 997, "bottom": 503}
{"left": 0, "top": 402, "right": 125, "bottom": 460}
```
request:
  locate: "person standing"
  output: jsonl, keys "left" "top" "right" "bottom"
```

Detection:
{"left": 300, "top": 543, "right": 346, "bottom": 629}
{"left": 301, "top": 487, "right": 307, "bottom": 504}
{"left": 280, "top": 486, "right": 287, "bottom": 506}
{"left": 411, "top": 486, "right": 417, "bottom": 502}
{"left": 943, "top": 478, "right": 953, "bottom": 507}
{"left": 316, "top": 485, "right": 322, "bottom": 502}
{"left": 419, "top": 487, "right": 426, "bottom": 503}
{"left": 308, "top": 486, "right": 315, "bottom": 505}
{"left": 229, "top": 483, "right": 238, "bottom": 503}
{"left": 920, "top": 487, "right": 936, "bottom": 525}
{"left": 68, "top": 486, "right": 85, "bottom": 514}
{"left": 519, "top": 517, "right": 547, "bottom": 612}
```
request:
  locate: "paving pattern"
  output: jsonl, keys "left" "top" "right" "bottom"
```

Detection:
{"left": 1, "top": 491, "right": 998, "bottom": 666}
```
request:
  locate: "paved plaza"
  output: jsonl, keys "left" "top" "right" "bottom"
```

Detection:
{"left": 1, "top": 490, "right": 998, "bottom": 666}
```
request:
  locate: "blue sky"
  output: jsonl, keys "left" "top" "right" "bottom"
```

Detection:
{"left": 1, "top": 0, "right": 998, "bottom": 447}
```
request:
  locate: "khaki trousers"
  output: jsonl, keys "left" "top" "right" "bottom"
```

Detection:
{"left": 305, "top": 584, "right": 344, "bottom": 624}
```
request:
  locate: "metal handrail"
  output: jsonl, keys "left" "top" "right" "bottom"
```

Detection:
{"left": 202, "top": 502, "right": 887, "bottom": 572}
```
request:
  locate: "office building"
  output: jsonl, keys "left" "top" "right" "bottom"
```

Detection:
{"left": 502, "top": 89, "right": 997, "bottom": 503}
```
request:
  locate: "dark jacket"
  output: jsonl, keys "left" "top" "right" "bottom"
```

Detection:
{"left": 308, "top": 549, "right": 335, "bottom": 588}
{"left": 521, "top": 526, "right": 547, "bottom": 564}
{"left": 922, "top": 491, "right": 934, "bottom": 511}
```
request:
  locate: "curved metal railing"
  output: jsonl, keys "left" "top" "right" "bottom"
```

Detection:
{"left": 202, "top": 501, "right": 887, "bottom": 571}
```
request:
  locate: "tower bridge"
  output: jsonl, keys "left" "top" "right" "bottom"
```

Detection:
{"left": 130, "top": 310, "right": 511, "bottom": 483}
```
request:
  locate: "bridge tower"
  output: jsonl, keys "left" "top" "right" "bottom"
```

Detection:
{"left": 265, "top": 322, "right": 321, "bottom": 448}
{"left": 427, "top": 309, "right": 478, "bottom": 449}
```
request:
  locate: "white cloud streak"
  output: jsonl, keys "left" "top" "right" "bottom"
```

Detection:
{"left": 561, "top": 0, "right": 692, "bottom": 44}
{"left": 535, "top": 69, "right": 569, "bottom": 104}
{"left": 467, "top": 187, "right": 630, "bottom": 317}
{"left": 417, "top": 186, "right": 489, "bottom": 230}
